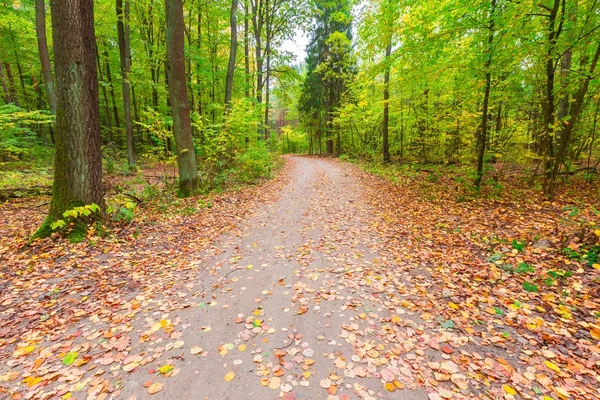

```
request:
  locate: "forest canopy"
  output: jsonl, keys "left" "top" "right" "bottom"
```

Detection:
{"left": 0, "top": 0, "right": 599, "bottom": 235}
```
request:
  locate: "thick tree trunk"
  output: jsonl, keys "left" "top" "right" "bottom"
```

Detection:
{"left": 34, "top": 0, "right": 103, "bottom": 239}
{"left": 35, "top": 0, "right": 57, "bottom": 115}
{"left": 225, "top": 0, "right": 238, "bottom": 111}
{"left": 165, "top": 0, "right": 200, "bottom": 197}
{"left": 382, "top": 41, "right": 392, "bottom": 163}
{"left": 117, "top": 0, "right": 135, "bottom": 167}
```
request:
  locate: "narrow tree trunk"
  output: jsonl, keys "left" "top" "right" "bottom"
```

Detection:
{"left": 225, "top": 0, "right": 238, "bottom": 112}
{"left": 0, "top": 61, "right": 12, "bottom": 104}
{"left": 474, "top": 0, "right": 496, "bottom": 188}
{"left": 96, "top": 47, "right": 113, "bottom": 139}
{"left": 541, "top": 0, "right": 561, "bottom": 196}
{"left": 197, "top": 7, "right": 203, "bottom": 116}
{"left": 4, "top": 62, "right": 19, "bottom": 106}
{"left": 244, "top": 0, "right": 250, "bottom": 98}
{"left": 165, "top": 0, "right": 200, "bottom": 196}
{"left": 382, "top": 41, "right": 392, "bottom": 163}
{"left": 103, "top": 48, "right": 121, "bottom": 129}
{"left": 117, "top": 0, "right": 135, "bottom": 167}
{"left": 35, "top": 0, "right": 57, "bottom": 114}
{"left": 264, "top": 45, "right": 271, "bottom": 139}
{"left": 34, "top": 0, "right": 103, "bottom": 239}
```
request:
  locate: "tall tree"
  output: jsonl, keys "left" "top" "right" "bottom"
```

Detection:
{"left": 34, "top": 0, "right": 103, "bottom": 238}
{"left": 165, "top": 0, "right": 200, "bottom": 196}
{"left": 474, "top": 0, "right": 497, "bottom": 188}
{"left": 117, "top": 0, "right": 136, "bottom": 167}
{"left": 0, "top": 60, "right": 11, "bottom": 104}
{"left": 35, "top": 0, "right": 57, "bottom": 115}
{"left": 225, "top": 0, "right": 238, "bottom": 111}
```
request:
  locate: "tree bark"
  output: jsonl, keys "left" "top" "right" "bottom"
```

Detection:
{"left": 96, "top": 46, "right": 113, "bottom": 139}
{"left": 0, "top": 60, "right": 11, "bottom": 104}
{"left": 225, "top": 0, "right": 238, "bottom": 112}
{"left": 35, "top": 0, "right": 57, "bottom": 115}
{"left": 34, "top": 0, "right": 103, "bottom": 238}
{"left": 117, "top": 0, "right": 135, "bottom": 167}
{"left": 165, "top": 0, "right": 200, "bottom": 197}
{"left": 103, "top": 47, "right": 121, "bottom": 129}
{"left": 3, "top": 62, "right": 19, "bottom": 106}
{"left": 474, "top": 0, "right": 496, "bottom": 188}
{"left": 244, "top": 0, "right": 251, "bottom": 98}
{"left": 382, "top": 41, "right": 392, "bottom": 163}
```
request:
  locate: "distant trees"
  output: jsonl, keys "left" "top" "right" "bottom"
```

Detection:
{"left": 318, "top": 0, "right": 600, "bottom": 198}
{"left": 299, "top": 0, "right": 354, "bottom": 155}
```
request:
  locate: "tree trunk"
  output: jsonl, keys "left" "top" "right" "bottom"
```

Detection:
{"left": 165, "top": 0, "right": 200, "bottom": 197}
{"left": 34, "top": 0, "right": 103, "bottom": 239}
{"left": 264, "top": 45, "right": 271, "bottom": 139}
{"left": 225, "top": 0, "right": 238, "bottom": 112}
{"left": 0, "top": 60, "right": 11, "bottom": 104}
{"left": 474, "top": 0, "right": 496, "bottom": 188}
{"left": 382, "top": 41, "right": 392, "bottom": 163}
{"left": 117, "top": 0, "right": 135, "bottom": 167}
{"left": 4, "top": 62, "right": 19, "bottom": 106}
{"left": 96, "top": 46, "right": 113, "bottom": 139}
{"left": 35, "top": 0, "right": 57, "bottom": 115}
{"left": 244, "top": 0, "right": 250, "bottom": 98}
{"left": 104, "top": 48, "right": 121, "bottom": 129}
{"left": 541, "top": 0, "right": 561, "bottom": 196}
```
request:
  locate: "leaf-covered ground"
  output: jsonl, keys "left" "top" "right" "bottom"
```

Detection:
{"left": 0, "top": 156, "right": 598, "bottom": 400}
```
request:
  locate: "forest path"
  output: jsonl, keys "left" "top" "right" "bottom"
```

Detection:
{"left": 119, "top": 156, "right": 430, "bottom": 400}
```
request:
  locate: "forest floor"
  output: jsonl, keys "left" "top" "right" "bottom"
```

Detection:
{"left": 0, "top": 156, "right": 599, "bottom": 400}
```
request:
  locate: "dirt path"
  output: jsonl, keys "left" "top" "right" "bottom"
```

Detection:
{"left": 117, "top": 156, "right": 431, "bottom": 399}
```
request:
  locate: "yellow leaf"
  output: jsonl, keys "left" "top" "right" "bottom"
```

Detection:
{"left": 391, "top": 315, "right": 401, "bottom": 325}
{"left": 384, "top": 382, "right": 396, "bottom": 392}
{"left": 448, "top": 302, "right": 459, "bottom": 310}
{"left": 158, "top": 364, "right": 174, "bottom": 374}
{"left": 62, "top": 393, "right": 72, "bottom": 399}
{"left": 13, "top": 344, "right": 35, "bottom": 357}
{"left": 593, "top": 229, "right": 600, "bottom": 236}
{"left": 590, "top": 328, "right": 600, "bottom": 340}
{"left": 224, "top": 371, "right": 235, "bottom": 381}
{"left": 503, "top": 385, "right": 517, "bottom": 395}
{"left": 553, "top": 386, "right": 570, "bottom": 398}
{"left": 592, "top": 264, "right": 600, "bottom": 270}
{"left": 545, "top": 360, "right": 561, "bottom": 373}
{"left": 238, "top": 344, "right": 246, "bottom": 352}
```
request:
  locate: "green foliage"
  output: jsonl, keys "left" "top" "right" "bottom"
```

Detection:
{"left": 511, "top": 240, "right": 526, "bottom": 252}
{"left": 107, "top": 196, "right": 137, "bottom": 224}
{"left": 522, "top": 282, "right": 539, "bottom": 293}
{"left": 51, "top": 204, "right": 101, "bottom": 242}
{"left": 0, "top": 104, "right": 54, "bottom": 162}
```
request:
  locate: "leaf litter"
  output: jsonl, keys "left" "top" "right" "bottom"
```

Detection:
{"left": 0, "top": 156, "right": 598, "bottom": 400}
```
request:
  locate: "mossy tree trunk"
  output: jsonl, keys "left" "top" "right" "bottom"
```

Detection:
{"left": 34, "top": 0, "right": 104, "bottom": 239}
{"left": 165, "top": 0, "right": 200, "bottom": 197}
